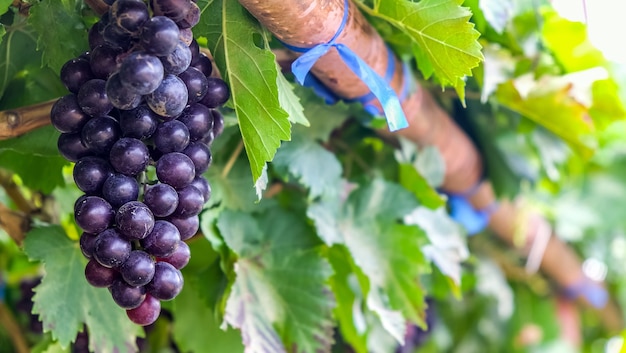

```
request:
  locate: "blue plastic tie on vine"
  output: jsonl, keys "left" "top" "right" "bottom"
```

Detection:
{"left": 0, "top": 277, "right": 5, "bottom": 303}
{"left": 447, "top": 182, "right": 498, "bottom": 236}
{"left": 281, "top": 0, "right": 409, "bottom": 131}
{"left": 563, "top": 277, "right": 609, "bottom": 309}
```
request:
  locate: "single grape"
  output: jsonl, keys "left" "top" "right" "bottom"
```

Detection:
{"left": 157, "top": 241, "right": 190, "bottom": 269}
{"left": 118, "top": 52, "right": 164, "bottom": 95}
{"left": 102, "top": 173, "right": 140, "bottom": 208}
{"left": 188, "top": 38, "right": 200, "bottom": 63}
{"left": 88, "top": 22, "right": 106, "bottom": 50}
{"left": 189, "top": 176, "right": 211, "bottom": 202}
{"left": 93, "top": 228, "right": 132, "bottom": 268}
{"left": 73, "top": 156, "right": 113, "bottom": 194}
{"left": 89, "top": 45, "right": 123, "bottom": 79}
{"left": 141, "top": 220, "right": 180, "bottom": 257}
{"left": 119, "top": 105, "right": 159, "bottom": 140}
{"left": 120, "top": 250, "right": 156, "bottom": 287}
{"left": 155, "top": 152, "right": 195, "bottom": 188}
{"left": 154, "top": 120, "right": 190, "bottom": 153}
{"left": 143, "top": 183, "right": 179, "bottom": 217}
{"left": 167, "top": 214, "right": 199, "bottom": 241}
{"left": 210, "top": 109, "right": 225, "bottom": 138}
{"left": 50, "top": 94, "right": 91, "bottom": 133}
{"left": 60, "top": 58, "right": 95, "bottom": 94}
{"left": 199, "top": 77, "right": 230, "bottom": 108}
{"left": 140, "top": 16, "right": 180, "bottom": 56}
{"left": 109, "top": 279, "right": 146, "bottom": 309}
{"left": 79, "top": 232, "right": 98, "bottom": 259}
{"left": 182, "top": 142, "right": 211, "bottom": 174}
{"left": 146, "top": 261, "right": 183, "bottom": 300}
{"left": 126, "top": 294, "right": 160, "bottom": 326}
{"left": 172, "top": 184, "right": 204, "bottom": 217}
{"left": 190, "top": 53, "right": 212, "bottom": 77}
{"left": 75, "top": 196, "right": 115, "bottom": 234}
{"left": 178, "top": 28, "right": 193, "bottom": 46}
{"left": 159, "top": 40, "right": 191, "bottom": 75}
{"left": 77, "top": 79, "right": 114, "bottom": 118}
{"left": 145, "top": 74, "right": 188, "bottom": 118}
{"left": 110, "top": 0, "right": 150, "bottom": 35}
{"left": 106, "top": 73, "right": 143, "bottom": 110}
{"left": 58, "top": 133, "right": 91, "bottom": 162}
{"left": 178, "top": 67, "right": 208, "bottom": 104}
{"left": 81, "top": 116, "right": 121, "bottom": 155}
{"left": 149, "top": 0, "right": 191, "bottom": 22}
{"left": 178, "top": 103, "right": 213, "bottom": 141}
{"left": 176, "top": 1, "right": 200, "bottom": 29}
{"left": 116, "top": 201, "right": 155, "bottom": 239}
{"left": 103, "top": 23, "right": 133, "bottom": 50}
{"left": 109, "top": 137, "right": 150, "bottom": 176}
{"left": 85, "top": 259, "right": 119, "bottom": 287}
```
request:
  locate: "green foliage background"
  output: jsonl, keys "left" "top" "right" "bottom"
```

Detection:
{"left": 1, "top": 0, "right": 626, "bottom": 352}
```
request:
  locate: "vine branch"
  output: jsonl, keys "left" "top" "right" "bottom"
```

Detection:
{"left": 0, "top": 203, "right": 28, "bottom": 245}
{"left": 221, "top": 140, "right": 244, "bottom": 179}
{"left": 0, "top": 302, "right": 30, "bottom": 353}
{"left": 0, "top": 99, "right": 57, "bottom": 141}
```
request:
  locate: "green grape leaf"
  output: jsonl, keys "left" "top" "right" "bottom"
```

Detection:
{"left": 0, "top": 151, "right": 67, "bottom": 193}
{"left": 276, "top": 66, "right": 309, "bottom": 127}
{"left": 360, "top": 0, "right": 483, "bottom": 92}
{"left": 273, "top": 136, "right": 342, "bottom": 199}
{"left": 28, "top": 0, "right": 89, "bottom": 72}
{"left": 207, "top": 155, "right": 259, "bottom": 212}
{"left": 23, "top": 226, "right": 141, "bottom": 353}
{"left": 203, "top": 0, "right": 291, "bottom": 183}
{"left": 0, "top": 0, "right": 11, "bottom": 16}
{"left": 0, "top": 126, "right": 60, "bottom": 156}
{"left": 398, "top": 163, "right": 444, "bottom": 209}
{"left": 217, "top": 208, "right": 335, "bottom": 353}
{"left": 478, "top": 0, "right": 514, "bottom": 34}
{"left": 295, "top": 87, "right": 350, "bottom": 142}
{"left": 0, "top": 17, "right": 40, "bottom": 99}
{"left": 308, "top": 179, "right": 429, "bottom": 335}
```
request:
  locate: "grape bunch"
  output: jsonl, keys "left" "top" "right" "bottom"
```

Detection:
{"left": 50, "top": 0, "right": 229, "bottom": 326}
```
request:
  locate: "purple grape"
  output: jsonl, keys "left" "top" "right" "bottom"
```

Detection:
{"left": 156, "top": 152, "right": 195, "bottom": 188}
{"left": 200, "top": 77, "right": 230, "bottom": 108}
{"left": 210, "top": 109, "right": 224, "bottom": 138}
{"left": 159, "top": 40, "right": 191, "bottom": 75}
{"left": 116, "top": 201, "right": 155, "bottom": 239}
{"left": 109, "top": 279, "right": 146, "bottom": 309}
{"left": 73, "top": 156, "right": 113, "bottom": 194}
{"left": 119, "top": 52, "right": 164, "bottom": 95}
{"left": 50, "top": 94, "right": 91, "bottom": 133}
{"left": 149, "top": 0, "right": 191, "bottom": 22}
{"left": 105, "top": 73, "right": 143, "bottom": 110}
{"left": 80, "top": 232, "right": 98, "bottom": 259}
{"left": 157, "top": 241, "right": 190, "bottom": 269}
{"left": 126, "top": 294, "right": 160, "bottom": 326}
{"left": 60, "top": 58, "right": 95, "bottom": 94}
{"left": 179, "top": 103, "right": 212, "bottom": 141}
{"left": 189, "top": 176, "right": 210, "bottom": 202}
{"left": 140, "top": 16, "right": 180, "bottom": 56}
{"left": 89, "top": 45, "right": 123, "bottom": 79}
{"left": 143, "top": 183, "right": 179, "bottom": 217}
{"left": 120, "top": 250, "right": 156, "bottom": 286}
{"left": 176, "top": 1, "right": 200, "bottom": 29}
{"left": 58, "top": 133, "right": 91, "bottom": 162}
{"left": 109, "top": 137, "right": 150, "bottom": 176}
{"left": 75, "top": 196, "right": 114, "bottom": 234}
{"left": 167, "top": 214, "right": 198, "bottom": 240}
{"left": 178, "top": 28, "right": 193, "bottom": 46}
{"left": 141, "top": 220, "right": 180, "bottom": 257}
{"left": 190, "top": 53, "right": 212, "bottom": 77}
{"left": 146, "top": 261, "right": 183, "bottom": 300}
{"left": 81, "top": 115, "right": 121, "bottom": 154}
{"left": 110, "top": 0, "right": 150, "bottom": 35}
{"left": 172, "top": 184, "right": 204, "bottom": 217}
{"left": 182, "top": 142, "right": 211, "bottom": 174}
{"left": 146, "top": 74, "right": 188, "bottom": 118}
{"left": 85, "top": 259, "right": 119, "bottom": 287}
{"left": 77, "top": 79, "right": 114, "bottom": 117}
{"left": 103, "top": 23, "right": 133, "bottom": 50}
{"left": 178, "top": 67, "right": 208, "bottom": 104}
{"left": 93, "top": 228, "right": 132, "bottom": 268}
{"left": 88, "top": 22, "right": 106, "bottom": 50}
{"left": 154, "top": 120, "right": 190, "bottom": 153}
{"left": 102, "top": 173, "right": 140, "bottom": 208}
{"left": 119, "top": 105, "right": 159, "bottom": 140}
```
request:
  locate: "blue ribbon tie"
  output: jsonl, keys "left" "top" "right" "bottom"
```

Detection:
{"left": 446, "top": 181, "right": 497, "bottom": 235}
{"left": 563, "top": 277, "right": 608, "bottom": 309}
{"left": 282, "top": 0, "right": 409, "bottom": 131}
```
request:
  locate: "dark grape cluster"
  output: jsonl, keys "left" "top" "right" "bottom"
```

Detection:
{"left": 51, "top": 0, "right": 229, "bottom": 326}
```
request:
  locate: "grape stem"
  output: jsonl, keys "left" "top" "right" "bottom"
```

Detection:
{"left": 221, "top": 140, "right": 243, "bottom": 179}
{"left": 0, "top": 99, "right": 57, "bottom": 141}
{"left": 0, "top": 302, "right": 30, "bottom": 353}
{"left": 0, "top": 170, "right": 36, "bottom": 214}
{"left": 83, "top": 0, "right": 109, "bottom": 16}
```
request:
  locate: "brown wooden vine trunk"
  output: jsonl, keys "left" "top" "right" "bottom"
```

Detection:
{"left": 238, "top": 0, "right": 623, "bottom": 331}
